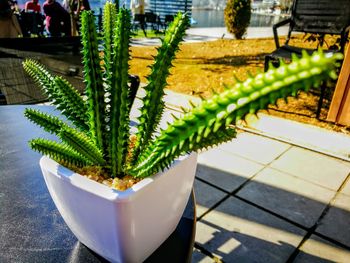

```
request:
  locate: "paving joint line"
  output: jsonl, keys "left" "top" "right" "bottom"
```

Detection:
{"left": 195, "top": 176, "right": 231, "bottom": 195}
{"left": 287, "top": 219, "right": 327, "bottom": 262}
{"left": 211, "top": 131, "right": 293, "bottom": 166}
{"left": 194, "top": 242, "right": 224, "bottom": 263}
{"left": 234, "top": 195, "right": 309, "bottom": 231}
{"left": 337, "top": 171, "right": 350, "bottom": 194}
{"left": 195, "top": 164, "right": 267, "bottom": 221}
{"left": 312, "top": 232, "right": 350, "bottom": 251}
{"left": 287, "top": 172, "right": 350, "bottom": 261}
{"left": 268, "top": 165, "right": 342, "bottom": 193}
{"left": 196, "top": 192, "right": 231, "bottom": 222}
{"left": 264, "top": 143, "right": 293, "bottom": 167}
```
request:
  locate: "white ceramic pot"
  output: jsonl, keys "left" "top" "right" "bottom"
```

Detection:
{"left": 39, "top": 153, "right": 197, "bottom": 263}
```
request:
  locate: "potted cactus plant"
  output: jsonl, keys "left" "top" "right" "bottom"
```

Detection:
{"left": 23, "top": 2, "right": 342, "bottom": 263}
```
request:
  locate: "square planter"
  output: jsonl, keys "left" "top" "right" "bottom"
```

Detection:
{"left": 40, "top": 152, "right": 197, "bottom": 262}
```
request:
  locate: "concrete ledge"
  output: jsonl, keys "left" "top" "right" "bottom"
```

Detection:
{"left": 241, "top": 113, "right": 350, "bottom": 161}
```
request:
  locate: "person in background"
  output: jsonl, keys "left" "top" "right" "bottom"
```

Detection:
{"left": 43, "top": 0, "right": 71, "bottom": 36}
{"left": 0, "top": 0, "right": 22, "bottom": 37}
{"left": 23, "top": 0, "right": 44, "bottom": 36}
{"left": 25, "top": 0, "right": 41, "bottom": 13}
{"left": 130, "top": 0, "right": 145, "bottom": 16}
{"left": 62, "top": 0, "right": 90, "bottom": 36}
{"left": 62, "top": 0, "right": 90, "bottom": 13}
{"left": 11, "top": 0, "right": 20, "bottom": 14}
{"left": 76, "top": 0, "right": 90, "bottom": 12}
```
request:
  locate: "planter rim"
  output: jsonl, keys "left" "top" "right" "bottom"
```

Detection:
{"left": 40, "top": 153, "right": 192, "bottom": 201}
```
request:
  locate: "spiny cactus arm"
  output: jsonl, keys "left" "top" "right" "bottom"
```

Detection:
{"left": 129, "top": 126, "right": 237, "bottom": 178}
{"left": 23, "top": 60, "right": 89, "bottom": 132}
{"left": 23, "top": 59, "right": 55, "bottom": 95}
{"left": 59, "top": 127, "right": 106, "bottom": 166}
{"left": 132, "top": 13, "right": 190, "bottom": 163}
{"left": 29, "top": 138, "right": 92, "bottom": 167}
{"left": 102, "top": 1, "right": 117, "bottom": 85}
{"left": 53, "top": 77, "right": 90, "bottom": 132}
{"left": 191, "top": 126, "right": 237, "bottom": 151}
{"left": 109, "top": 8, "right": 132, "bottom": 177}
{"left": 150, "top": 126, "right": 237, "bottom": 172}
{"left": 24, "top": 108, "right": 69, "bottom": 135}
{"left": 25, "top": 108, "right": 105, "bottom": 165}
{"left": 81, "top": 11, "right": 107, "bottom": 152}
{"left": 130, "top": 51, "right": 342, "bottom": 178}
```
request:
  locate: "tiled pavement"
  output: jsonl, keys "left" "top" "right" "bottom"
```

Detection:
{"left": 192, "top": 131, "right": 350, "bottom": 263}
{"left": 176, "top": 30, "right": 350, "bottom": 261}
{"left": 157, "top": 89, "right": 350, "bottom": 262}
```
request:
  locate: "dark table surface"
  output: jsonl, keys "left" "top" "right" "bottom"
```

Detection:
{"left": 0, "top": 105, "right": 196, "bottom": 263}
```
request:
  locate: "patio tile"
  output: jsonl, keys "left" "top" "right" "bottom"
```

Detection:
{"left": 197, "top": 148, "right": 263, "bottom": 191}
{"left": 195, "top": 196, "right": 305, "bottom": 263}
{"left": 294, "top": 235, "right": 350, "bottom": 262}
{"left": 270, "top": 147, "right": 350, "bottom": 191}
{"left": 245, "top": 112, "right": 350, "bottom": 161}
{"left": 192, "top": 248, "right": 215, "bottom": 263}
{"left": 237, "top": 168, "right": 335, "bottom": 228}
{"left": 316, "top": 193, "right": 350, "bottom": 247}
{"left": 218, "top": 133, "right": 291, "bottom": 165}
{"left": 194, "top": 179, "right": 227, "bottom": 218}
{"left": 195, "top": 164, "right": 249, "bottom": 193}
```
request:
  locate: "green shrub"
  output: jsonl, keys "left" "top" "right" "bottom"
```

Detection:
{"left": 224, "top": 0, "right": 251, "bottom": 39}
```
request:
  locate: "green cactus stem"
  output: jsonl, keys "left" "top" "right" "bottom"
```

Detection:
{"left": 102, "top": 2, "right": 117, "bottom": 85}
{"left": 23, "top": 60, "right": 89, "bottom": 132}
{"left": 52, "top": 77, "right": 89, "bottom": 132}
{"left": 59, "top": 127, "right": 105, "bottom": 165}
{"left": 132, "top": 13, "right": 190, "bottom": 163}
{"left": 24, "top": 108, "right": 67, "bottom": 135}
{"left": 108, "top": 8, "right": 132, "bottom": 177}
{"left": 23, "top": 59, "right": 55, "bottom": 93}
{"left": 81, "top": 11, "right": 106, "bottom": 153}
{"left": 30, "top": 138, "right": 92, "bottom": 167}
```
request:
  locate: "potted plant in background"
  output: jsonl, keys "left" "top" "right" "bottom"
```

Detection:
{"left": 224, "top": 0, "right": 251, "bottom": 39}
{"left": 22, "top": 2, "right": 342, "bottom": 262}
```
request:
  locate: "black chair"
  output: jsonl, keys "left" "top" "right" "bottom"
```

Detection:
{"left": 145, "top": 12, "right": 162, "bottom": 32}
{"left": 133, "top": 14, "right": 147, "bottom": 37}
{"left": 264, "top": 0, "right": 350, "bottom": 118}
{"left": 164, "top": 14, "right": 175, "bottom": 28}
{"left": 128, "top": 74, "right": 140, "bottom": 107}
